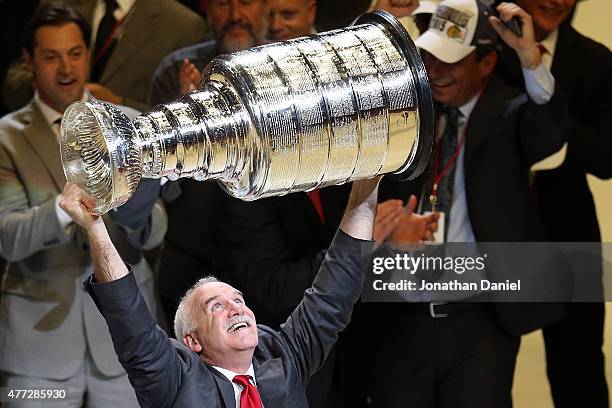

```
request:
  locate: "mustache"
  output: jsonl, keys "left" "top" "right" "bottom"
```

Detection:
{"left": 221, "top": 21, "right": 254, "bottom": 36}
{"left": 223, "top": 315, "right": 252, "bottom": 332}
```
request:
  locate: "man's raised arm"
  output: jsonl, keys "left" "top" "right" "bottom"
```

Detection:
{"left": 339, "top": 177, "right": 380, "bottom": 240}
{"left": 273, "top": 177, "right": 381, "bottom": 382}
{"left": 59, "top": 183, "right": 128, "bottom": 283}
{"left": 59, "top": 182, "right": 183, "bottom": 408}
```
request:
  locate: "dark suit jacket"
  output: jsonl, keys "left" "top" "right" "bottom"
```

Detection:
{"left": 498, "top": 25, "right": 612, "bottom": 242}
{"left": 214, "top": 186, "right": 350, "bottom": 327}
{"left": 380, "top": 73, "right": 569, "bottom": 334}
{"left": 87, "top": 230, "right": 371, "bottom": 408}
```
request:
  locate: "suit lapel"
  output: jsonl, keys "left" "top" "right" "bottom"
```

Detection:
{"left": 254, "top": 356, "right": 286, "bottom": 408}
{"left": 464, "top": 75, "right": 507, "bottom": 161}
{"left": 101, "top": 0, "right": 161, "bottom": 82}
{"left": 22, "top": 103, "right": 66, "bottom": 191}
{"left": 208, "top": 366, "right": 237, "bottom": 408}
{"left": 550, "top": 26, "right": 576, "bottom": 90}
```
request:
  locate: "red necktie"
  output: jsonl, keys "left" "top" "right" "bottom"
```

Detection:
{"left": 307, "top": 189, "right": 325, "bottom": 224}
{"left": 233, "top": 375, "right": 263, "bottom": 408}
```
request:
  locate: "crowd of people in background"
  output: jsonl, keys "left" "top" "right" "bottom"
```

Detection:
{"left": 0, "top": 0, "right": 610, "bottom": 407}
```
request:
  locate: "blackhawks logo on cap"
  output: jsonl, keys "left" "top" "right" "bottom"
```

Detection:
{"left": 430, "top": 5, "right": 472, "bottom": 44}
{"left": 447, "top": 25, "right": 462, "bottom": 39}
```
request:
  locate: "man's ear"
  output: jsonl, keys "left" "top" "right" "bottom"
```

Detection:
{"left": 308, "top": 0, "right": 317, "bottom": 24}
{"left": 183, "top": 333, "right": 203, "bottom": 353}
{"left": 478, "top": 50, "right": 498, "bottom": 79}
{"left": 24, "top": 49, "right": 35, "bottom": 75}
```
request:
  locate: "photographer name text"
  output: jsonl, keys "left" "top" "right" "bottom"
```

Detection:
{"left": 372, "top": 279, "right": 521, "bottom": 292}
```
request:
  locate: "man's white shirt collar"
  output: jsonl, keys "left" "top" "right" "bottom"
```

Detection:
{"left": 34, "top": 93, "right": 63, "bottom": 130}
{"left": 96, "top": 0, "right": 135, "bottom": 21}
{"left": 212, "top": 364, "right": 256, "bottom": 385}
{"left": 212, "top": 364, "right": 258, "bottom": 408}
{"left": 458, "top": 94, "right": 479, "bottom": 121}
{"left": 34, "top": 90, "right": 90, "bottom": 139}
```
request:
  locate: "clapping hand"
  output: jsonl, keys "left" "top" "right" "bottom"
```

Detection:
{"left": 374, "top": 199, "right": 404, "bottom": 245}
{"left": 179, "top": 59, "right": 201, "bottom": 94}
{"left": 389, "top": 195, "right": 439, "bottom": 244}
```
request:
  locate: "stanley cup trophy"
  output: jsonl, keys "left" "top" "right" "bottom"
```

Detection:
{"left": 60, "top": 11, "right": 434, "bottom": 214}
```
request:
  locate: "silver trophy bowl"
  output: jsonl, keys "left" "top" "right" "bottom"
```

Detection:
{"left": 61, "top": 11, "right": 434, "bottom": 214}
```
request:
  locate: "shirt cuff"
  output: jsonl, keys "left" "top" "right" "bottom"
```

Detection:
{"left": 522, "top": 63, "right": 555, "bottom": 105}
{"left": 54, "top": 195, "right": 73, "bottom": 231}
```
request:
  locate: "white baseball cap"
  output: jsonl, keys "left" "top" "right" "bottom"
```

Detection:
{"left": 414, "top": 0, "right": 498, "bottom": 64}
{"left": 413, "top": 0, "right": 441, "bottom": 15}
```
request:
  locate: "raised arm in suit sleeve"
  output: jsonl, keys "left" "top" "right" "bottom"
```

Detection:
{"left": 60, "top": 182, "right": 184, "bottom": 408}
{"left": 518, "top": 82, "right": 569, "bottom": 166}
{"left": 276, "top": 230, "right": 373, "bottom": 382}
{"left": 86, "top": 270, "right": 186, "bottom": 408}
{"left": 0, "top": 144, "right": 73, "bottom": 262}
{"left": 271, "top": 179, "right": 378, "bottom": 382}
{"left": 497, "top": 29, "right": 612, "bottom": 179}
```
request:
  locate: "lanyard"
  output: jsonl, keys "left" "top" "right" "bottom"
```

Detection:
{"left": 429, "top": 117, "right": 467, "bottom": 212}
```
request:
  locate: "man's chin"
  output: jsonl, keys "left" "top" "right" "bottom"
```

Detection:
{"left": 220, "top": 36, "right": 257, "bottom": 53}
{"left": 231, "top": 339, "right": 258, "bottom": 352}
{"left": 432, "top": 90, "right": 454, "bottom": 106}
{"left": 534, "top": 14, "right": 564, "bottom": 34}
{"left": 56, "top": 96, "right": 79, "bottom": 112}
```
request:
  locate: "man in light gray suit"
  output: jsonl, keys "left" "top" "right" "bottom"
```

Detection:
{"left": 3, "top": 0, "right": 208, "bottom": 112}
{"left": 0, "top": 4, "right": 167, "bottom": 406}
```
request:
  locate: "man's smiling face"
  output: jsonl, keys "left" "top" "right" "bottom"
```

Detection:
{"left": 26, "top": 22, "right": 90, "bottom": 113}
{"left": 188, "top": 281, "right": 259, "bottom": 366}
{"left": 422, "top": 49, "right": 496, "bottom": 107}
{"left": 516, "top": 0, "right": 575, "bottom": 40}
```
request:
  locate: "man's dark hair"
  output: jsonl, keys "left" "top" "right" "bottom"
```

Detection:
{"left": 475, "top": 45, "right": 498, "bottom": 61}
{"left": 23, "top": 2, "right": 91, "bottom": 55}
